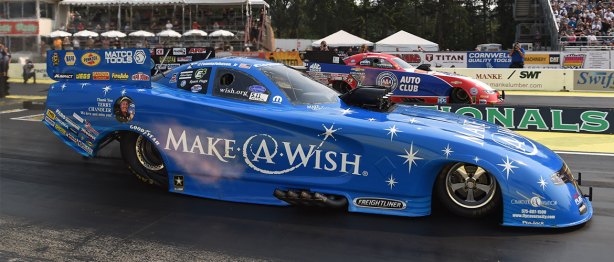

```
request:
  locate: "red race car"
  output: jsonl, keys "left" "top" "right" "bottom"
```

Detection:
{"left": 306, "top": 52, "right": 504, "bottom": 104}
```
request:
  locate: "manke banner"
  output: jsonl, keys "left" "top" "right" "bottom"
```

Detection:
{"left": 0, "top": 21, "right": 39, "bottom": 35}
{"left": 417, "top": 105, "right": 613, "bottom": 134}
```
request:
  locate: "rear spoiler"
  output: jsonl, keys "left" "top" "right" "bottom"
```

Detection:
{"left": 47, "top": 49, "right": 152, "bottom": 88}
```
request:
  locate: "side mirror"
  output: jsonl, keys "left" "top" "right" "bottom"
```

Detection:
{"left": 417, "top": 64, "right": 431, "bottom": 71}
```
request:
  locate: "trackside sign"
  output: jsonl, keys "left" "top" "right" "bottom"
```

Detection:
{"left": 417, "top": 105, "right": 613, "bottom": 134}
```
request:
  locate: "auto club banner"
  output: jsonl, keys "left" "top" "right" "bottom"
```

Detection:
{"left": 0, "top": 21, "right": 39, "bottom": 35}
{"left": 150, "top": 47, "right": 215, "bottom": 75}
{"left": 417, "top": 104, "right": 614, "bottom": 134}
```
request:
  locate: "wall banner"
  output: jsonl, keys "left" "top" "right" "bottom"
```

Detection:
{"left": 573, "top": 70, "right": 614, "bottom": 91}
{"left": 561, "top": 51, "right": 610, "bottom": 69}
{"left": 266, "top": 52, "right": 302, "bottom": 66}
{"left": 523, "top": 52, "right": 561, "bottom": 69}
{"left": 467, "top": 52, "right": 512, "bottom": 68}
{"left": 0, "top": 21, "right": 39, "bottom": 35}
{"left": 416, "top": 104, "right": 613, "bottom": 134}
{"left": 423, "top": 52, "right": 467, "bottom": 68}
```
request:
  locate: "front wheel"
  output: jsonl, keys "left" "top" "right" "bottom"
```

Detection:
{"left": 435, "top": 162, "right": 501, "bottom": 218}
{"left": 332, "top": 81, "right": 352, "bottom": 94}
{"left": 120, "top": 132, "right": 169, "bottom": 189}
{"left": 449, "top": 88, "right": 471, "bottom": 104}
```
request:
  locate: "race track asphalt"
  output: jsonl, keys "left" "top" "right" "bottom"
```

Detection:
{"left": 1, "top": 83, "right": 614, "bottom": 261}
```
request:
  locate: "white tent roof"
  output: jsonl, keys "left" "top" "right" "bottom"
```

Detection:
{"left": 311, "top": 30, "right": 373, "bottom": 47}
{"left": 375, "top": 30, "right": 439, "bottom": 52}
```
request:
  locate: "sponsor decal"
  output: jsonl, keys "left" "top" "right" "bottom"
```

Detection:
{"left": 159, "top": 56, "right": 176, "bottom": 63}
{"left": 194, "top": 68, "right": 207, "bottom": 79}
{"left": 67, "top": 133, "right": 79, "bottom": 143}
{"left": 272, "top": 96, "right": 283, "bottom": 104}
{"left": 156, "top": 49, "right": 164, "bottom": 55}
{"left": 308, "top": 63, "right": 321, "bottom": 72}
{"left": 173, "top": 175, "right": 184, "bottom": 191}
{"left": 52, "top": 52, "right": 59, "bottom": 66}
{"left": 476, "top": 74, "right": 502, "bottom": 80}
{"left": 53, "top": 73, "right": 74, "bottom": 79}
{"left": 469, "top": 87, "right": 478, "bottom": 95}
{"left": 55, "top": 109, "right": 66, "bottom": 120}
{"left": 81, "top": 128, "right": 97, "bottom": 141}
{"left": 249, "top": 85, "right": 266, "bottom": 93}
{"left": 64, "top": 52, "right": 76, "bottom": 65}
{"left": 68, "top": 127, "right": 78, "bottom": 135}
{"left": 575, "top": 71, "right": 614, "bottom": 91}
{"left": 54, "top": 123, "right": 66, "bottom": 135}
{"left": 87, "top": 141, "right": 94, "bottom": 148}
{"left": 563, "top": 54, "right": 586, "bottom": 69}
{"left": 76, "top": 73, "right": 91, "bottom": 80}
{"left": 177, "top": 56, "right": 192, "bottom": 62}
{"left": 87, "top": 97, "right": 114, "bottom": 117}
{"left": 450, "top": 81, "right": 462, "bottom": 85}
{"left": 376, "top": 71, "right": 399, "bottom": 90}
{"left": 173, "top": 48, "right": 186, "bottom": 55}
{"left": 359, "top": 60, "right": 370, "bottom": 66}
{"left": 180, "top": 80, "right": 187, "bottom": 87}
{"left": 191, "top": 85, "right": 203, "bottom": 93}
{"left": 189, "top": 48, "right": 208, "bottom": 54}
{"left": 437, "top": 97, "right": 447, "bottom": 104}
{"left": 167, "top": 63, "right": 181, "bottom": 69}
{"left": 46, "top": 109, "right": 56, "bottom": 120}
{"left": 573, "top": 192, "right": 584, "bottom": 206}
{"left": 479, "top": 99, "right": 487, "bottom": 104}
{"left": 130, "top": 125, "right": 160, "bottom": 145}
{"left": 84, "top": 121, "right": 99, "bottom": 136}
{"left": 73, "top": 113, "right": 84, "bottom": 123}
{"left": 131, "top": 72, "right": 150, "bottom": 81}
{"left": 518, "top": 71, "right": 542, "bottom": 79}
{"left": 78, "top": 140, "right": 93, "bottom": 154}
{"left": 81, "top": 52, "right": 101, "bottom": 66}
{"left": 397, "top": 75, "right": 419, "bottom": 92}
{"left": 351, "top": 67, "right": 365, "bottom": 71}
{"left": 65, "top": 117, "right": 80, "bottom": 131}
{"left": 521, "top": 221, "right": 545, "bottom": 225}
{"left": 249, "top": 92, "right": 269, "bottom": 102}
{"left": 93, "top": 72, "right": 110, "bottom": 80}
{"left": 44, "top": 115, "right": 55, "bottom": 126}
{"left": 179, "top": 71, "right": 193, "bottom": 79}
{"left": 169, "top": 73, "right": 178, "bottom": 83}
{"left": 149, "top": 49, "right": 155, "bottom": 55}
{"left": 133, "top": 50, "right": 146, "bottom": 64}
{"left": 112, "top": 73, "right": 130, "bottom": 80}
{"left": 353, "top": 197, "right": 406, "bottom": 210}
{"left": 307, "top": 105, "right": 329, "bottom": 110}
{"left": 239, "top": 63, "right": 252, "bottom": 69}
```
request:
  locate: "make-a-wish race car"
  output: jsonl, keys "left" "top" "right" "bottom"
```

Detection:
{"left": 43, "top": 49, "right": 591, "bottom": 228}
{"left": 304, "top": 52, "right": 504, "bottom": 104}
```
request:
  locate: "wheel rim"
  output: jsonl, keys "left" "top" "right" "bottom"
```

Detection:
{"left": 136, "top": 135, "right": 164, "bottom": 171}
{"left": 445, "top": 163, "right": 497, "bottom": 208}
{"left": 452, "top": 88, "right": 471, "bottom": 103}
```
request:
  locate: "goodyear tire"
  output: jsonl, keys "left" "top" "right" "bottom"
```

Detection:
{"left": 120, "top": 132, "right": 169, "bottom": 189}
{"left": 450, "top": 87, "right": 471, "bottom": 104}
{"left": 435, "top": 162, "right": 501, "bottom": 218}
{"left": 333, "top": 81, "right": 352, "bottom": 94}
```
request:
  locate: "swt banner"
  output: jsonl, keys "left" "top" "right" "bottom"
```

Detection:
{"left": 417, "top": 104, "right": 613, "bottom": 134}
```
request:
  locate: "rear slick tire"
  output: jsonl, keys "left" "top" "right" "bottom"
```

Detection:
{"left": 120, "top": 132, "right": 169, "bottom": 189}
{"left": 435, "top": 162, "right": 501, "bottom": 218}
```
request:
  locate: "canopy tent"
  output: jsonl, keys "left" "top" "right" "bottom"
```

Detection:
{"left": 183, "top": 29, "right": 208, "bottom": 36}
{"left": 129, "top": 30, "right": 156, "bottom": 37}
{"left": 210, "top": 30, "right": 234, "bottom": 37}
{"left": 47, "top": 31, "right": 72, "bottom": 38}
{"left": 157, "top": 29, "right": 182, "bottom": 37}
{"left": 375, "top": 30, "right": 439, "bottom": 52}
{"left": 73, "top": 30, "right": 99, "bottom": 37}
{"left": 101, "top": 30, "right": 127, "bottom": 38}
{"left": 311, "top": 30, "right": 373, "bottom": 48}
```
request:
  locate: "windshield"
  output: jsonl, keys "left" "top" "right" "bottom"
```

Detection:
{"left": 391, "top": 58, "right": 415, "bottom": 70}
{"left": 259, "top": 66, "right": 339, "bottom": 105}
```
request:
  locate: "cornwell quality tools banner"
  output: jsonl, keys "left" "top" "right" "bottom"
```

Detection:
{"left": 418, "top": 104, "right": 613, "bottom": 134}
{"left": 149, "top": 47, "right": 215, "bottom": 75}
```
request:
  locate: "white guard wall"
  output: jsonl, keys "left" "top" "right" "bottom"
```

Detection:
{"left": 273, "top": 39, "right": 314, "bottom": 51}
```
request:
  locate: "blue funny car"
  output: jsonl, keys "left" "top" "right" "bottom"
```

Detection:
{"left": 43, "top": 49, "right": 592, "bottom": 228}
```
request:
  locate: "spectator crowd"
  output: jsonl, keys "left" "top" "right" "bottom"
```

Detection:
{"left": 552, "top": 0, "right": 614, "bottom": 49}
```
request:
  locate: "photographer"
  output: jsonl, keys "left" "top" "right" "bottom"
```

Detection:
{"left": 320, "top": 41, "right": 329, "bottom": 51}
{"left": 23, "top": 60, "right": 36, "bottom": 84}
{"left": 508, "top": 43, "right": 525, "bottom": 68}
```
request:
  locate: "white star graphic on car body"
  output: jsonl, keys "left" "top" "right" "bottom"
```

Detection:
{"left": 50, "top": 84, "right": 55, "bottom": 90}
{"left": 407, "top": 118, "right": 420, "bottom": 124}
{"left": 337, "top": 108, "right": 356, "bottom": 115}
{"left": 61, "top": 83, "right": 67, "bottom": 91}
{"left": 473, "top": 156, "right": 480, "bottom": 163}
{"left": 80, "top": 83, "right": 90, "bottom": 89}
{"left": 537, "top": 176, "right": 548, "bottom": 190}
{"left": 385, "top": 125, "right": 402, "bottom": 141}
{"left": 398, "top": 142, "right": 423, "bottom": 174}
{"left": 497, "top": 155, "right": 518, "bottom": 180}
{"left": 121, "top": 89, "right": 127, "bottom": 96}
{"left": 102, "top": 86, "right": 112, "bottom": 96}
{"left": 442, "top": 144, "right": 453, "bottom": 158}
{"left": 385, "top": 175, "right": 398, "bottom": 190}
{"left": 137, "top": 89, "right": 146, "bottom": 92}
{"left": 318, "top": 123, "right": 341, "bottom": 147}
{"left": 175, "top": 177, "right": 183, "bottom": 186}
{"left": 366, "top": 118, "right": 376, "bottom": 121}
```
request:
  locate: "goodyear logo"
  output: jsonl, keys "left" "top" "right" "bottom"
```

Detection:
{"left": 93, "top": 72, "right": 110, "bottom": 80}
{"left": 112, "top": 73, "right": 129, "bottom": 80}
{"left": 76, "top": 73, "right": 91, "bottom": 80}
{"left": 54, "top": 123, "right": 67, "bottom": 135}
{"left": 52, "top": 52, "right": 59, "bottom": 66}
{"left": 81, "top": 52, "right": 101, "bottom": 67}
{"left": 46, "top": 109, "right": 56, "bottom": 120}
{"left": 64, "top": 52, "right": 76, "bottom": 65}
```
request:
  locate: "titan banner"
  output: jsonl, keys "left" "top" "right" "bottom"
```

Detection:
{"left": 149, "top": 47, "right": 215, "bottom": 75}
{"left": 266, "top": 52, "right": 302, "bottom": 66}
{"left": 418, "top": 104, "right": 613, "bottom": 134}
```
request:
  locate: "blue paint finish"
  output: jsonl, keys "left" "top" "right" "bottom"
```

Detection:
{"left": 43, "top": 57, "right": 592, "bottom": 228}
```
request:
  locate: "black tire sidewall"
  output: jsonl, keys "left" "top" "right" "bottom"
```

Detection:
{"left": 450, "top": 88, "right": 471, "bottom": 104}
{"left": 434, "top": 163, "right": 501, "bottom": 218}
{"left": 120, "top": 132, "right": 169, "bottom": 189}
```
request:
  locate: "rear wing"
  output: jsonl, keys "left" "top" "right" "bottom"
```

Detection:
{"left": 47, "top": 49, "right": 152, "bottom": 88}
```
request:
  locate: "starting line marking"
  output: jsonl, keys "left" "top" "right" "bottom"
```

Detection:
{"left": 10, "top": 113, "right": 44, "bottom": 122}
{"left": 0, "top": 109, "right": 28, "bottom": 114}
{"left": 555, "top": 151, "right": 614, "bottom": 157}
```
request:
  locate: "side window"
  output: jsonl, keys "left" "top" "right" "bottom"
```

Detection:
{"left": 212, "top": 68, "right": 271, "bottom": 103}
{"left": 176, "top": 67, "right": 212, "bottom": 94}
{"left": 376, "top": 59, "right": 395, "bottom": 69}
